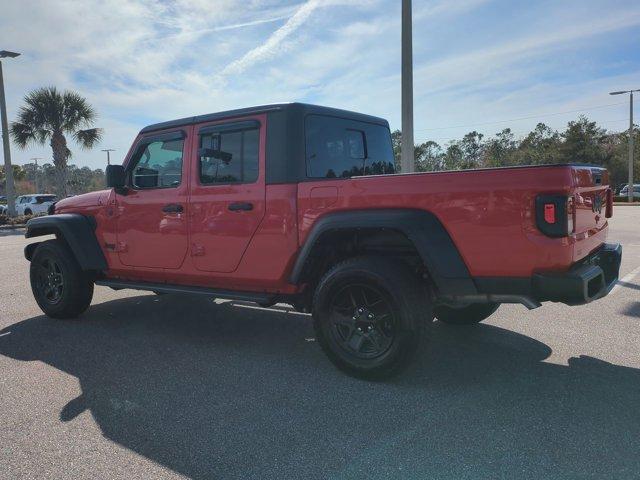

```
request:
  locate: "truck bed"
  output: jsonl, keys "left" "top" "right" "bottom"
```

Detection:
{"left": 297, "top": 164, "right": 609, "bottom": 279}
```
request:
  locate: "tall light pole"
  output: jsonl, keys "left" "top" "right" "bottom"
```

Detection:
{"left": 101, "top": 148, "right": 115, "bottom": 166}
{"left": 610, "top": 89, "right": 639, "bottom": 203}
{"left": 0, "top": 50, "right": 20, "bottom": 216}
{"left": 401, "top": 0, "right": 415, "bottom": 173}
{"left": 30, "top": 157, "right": 42, "bottom": 193}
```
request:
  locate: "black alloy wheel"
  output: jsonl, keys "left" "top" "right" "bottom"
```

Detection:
{"left": 328, "top": 283, "right": 397, "bottom": 360}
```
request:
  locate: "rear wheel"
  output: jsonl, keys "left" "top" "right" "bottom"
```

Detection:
{"left": 23, "top": 208, "right": 32, "bottom": 216}
{"left": 30, "top": 240, "right": 94, "bottom": 319}
{"left": 313, "top": 257, "right": 431, "bottom": 380}
{"left": 435, "top": 303, "right": 499, "bottom": 325}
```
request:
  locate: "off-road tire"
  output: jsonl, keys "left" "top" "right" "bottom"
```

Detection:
{"left": 30, "top": 239, "right": 94, "bottom": 319}
{"left": 313, "top": 257, "right": 431, "bottom": 380}
{"left": 435, "top": 303, "right": 499, "bottom": 325}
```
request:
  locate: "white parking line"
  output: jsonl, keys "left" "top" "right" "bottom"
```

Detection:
{"left": 610, "top": 265, "right": 640, "bottom": 295}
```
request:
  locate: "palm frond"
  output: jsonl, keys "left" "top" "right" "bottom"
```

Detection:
{"left": 73, "top": 128, "right": 103, "bottom": 149}
{"left": 23, "top": 86, "right": 64, "bottom": 131}
{"left": 62, "top": 90, "right": 97, "bottom": 132}
{"left": 10, "top": 122, "right": 44, "bottom": 149}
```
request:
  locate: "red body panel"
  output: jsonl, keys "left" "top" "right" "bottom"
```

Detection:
{"left": 54, "top": 115, "right": 609, "bottom": 295}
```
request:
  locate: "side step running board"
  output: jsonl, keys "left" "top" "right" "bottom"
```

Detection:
{"left": 95, "top": 279, "right": 277, "bottom": 305}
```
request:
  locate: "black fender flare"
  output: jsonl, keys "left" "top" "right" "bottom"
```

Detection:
{"left": 24, "top": 214, "right": 108, "bottom": 271}
{"left": 289, "top": 209, "right": 477, "bottom": 296}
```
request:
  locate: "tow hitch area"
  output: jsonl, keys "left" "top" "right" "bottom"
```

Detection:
{"left": 532, "top": 243, "right": 622, "bottom": 305}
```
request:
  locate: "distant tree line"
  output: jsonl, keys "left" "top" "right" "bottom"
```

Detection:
{"left": 393, "top": 116, "right": 639, "bottom": 189}
{"left": 0, "top": 163, "right": 105, "bottom": 196}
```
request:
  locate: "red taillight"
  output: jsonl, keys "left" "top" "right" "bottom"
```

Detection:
{"left": 544, "top": 203, "right": 556, "bottom": 223}
{"left": 605, "top": 188, "right": 613, "bottom": 218}
{"left": 536, "top": 194, "right": 571, "bottom": 237}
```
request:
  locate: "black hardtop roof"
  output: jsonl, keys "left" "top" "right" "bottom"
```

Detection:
{"left": 139, "top": 102, "right": 389, "bottom": 134}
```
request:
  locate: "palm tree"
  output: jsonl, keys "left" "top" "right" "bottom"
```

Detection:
{"left": 10, "top": 87, "right": 102, "bottom": 196}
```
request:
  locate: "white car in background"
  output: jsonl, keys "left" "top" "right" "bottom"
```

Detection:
{"left": 619, "top": 184, "right": 640, "bottom": 199}
{"left": 14, "top": 194, "right": 57, "bottom": 216}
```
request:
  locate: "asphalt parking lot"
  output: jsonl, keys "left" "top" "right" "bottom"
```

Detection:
{"left": 1, "top": 207, "right": 639, "bottom": 480}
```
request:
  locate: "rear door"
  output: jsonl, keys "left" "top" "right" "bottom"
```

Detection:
{"left": 115, "top": 130, "right": 190, "bottom": 269}
{"left": 188, "top": 115, "right": 266, "bottom": 273}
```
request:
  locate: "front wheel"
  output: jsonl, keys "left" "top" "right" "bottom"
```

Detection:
{"left": 30, "top": 240, "right": 94, "bottom": 319}
{"left": 313, "top": 257, "right": 431, "bottom": 380}
{"left": 435, "top": 302, "right": 499, "bottom": 325}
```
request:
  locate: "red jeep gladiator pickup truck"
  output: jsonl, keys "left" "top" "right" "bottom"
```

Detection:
{"left": 25, "top": 103, "right": 622, "bottom": 378}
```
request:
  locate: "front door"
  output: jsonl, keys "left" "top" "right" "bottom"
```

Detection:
{"left": 189, "top": 116, "right": 266, "bottom": 273}
{"left": 115, "top": 130, "right": 190, "bottom": 269}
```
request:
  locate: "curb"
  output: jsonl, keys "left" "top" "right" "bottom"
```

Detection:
{"left": 613, "top": 203, "right": 640, "bottom": 206}
{"left": 0, "top": 224, "right": 26, "bottom": 230}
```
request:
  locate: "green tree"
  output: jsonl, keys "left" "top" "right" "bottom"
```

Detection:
{"left": 559, "top": 116, "right": 608, "bottom": 165}
{"left": 443, "top": 142, "right": 465, "bottom": 170}
{"left": 484, "top": 128, "right": 517, "bottom": 167}
{"left": 517, "top": 123, "right": 560, "bottom": 165}
{"left": 459, "top": 131, "right": 485, "bottom": 169}
{"left": 415, "top": 140, "right": 444, "bottom": 172}
{"left": 67, "top": 165, "right": 105, "bottom": 194}
{"left": 10, "top": 87, "right": 102, "bottom": 197}
{"left": 604, "top": 127, "right": 640, "bottom": 188}
{"left": 0, "top": 165, "right": 26, "bottom": 195}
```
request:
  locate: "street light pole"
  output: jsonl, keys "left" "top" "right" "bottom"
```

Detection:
{"left": 610, "top": 89, "right": 639, "bottom": 203}
{"left": 401, "top": 0, "right": 415, "bottom": 173}
{"left": 630, "top": 91, "right": 634, "bottom": 204}
{"left": 0, "top": 50, "right": 20, "bottom": 216}
{"left": 101, "top": 148, "right": 115, "bottom": 166}
{"left": 30, "top": 157, "right": 42, "bottom": 193}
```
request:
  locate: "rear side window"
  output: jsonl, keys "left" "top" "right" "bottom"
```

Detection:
{"left": 305, "top": 115, "right": 395, "bottom": 178}
{"left": 35, "top": 195, "right": 56, "bottom": 203}
{"left": 199, "top": 126, "right": 259, "bottom": 184}
{"left": 130, "top": 137, "right": 184, "bottom": 189}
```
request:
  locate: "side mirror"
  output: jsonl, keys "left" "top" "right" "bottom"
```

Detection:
{"left": 106, "top": 164, "right": 126, "bottom": 189}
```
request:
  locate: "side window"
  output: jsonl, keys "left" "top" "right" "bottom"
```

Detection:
{"left": 129, "top": 137, "right": 184, "bottom": 189}
{"left": 363, "top": 126, "right": 395, "bottom": 176}
{"left": 199, "top": 126, "right": 259, "bottom": 184}
{"left": 305, "top": 115, "right": 395, "bottom": 178}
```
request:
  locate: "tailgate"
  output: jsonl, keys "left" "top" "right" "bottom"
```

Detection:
{"left": 571, "top": 166, "right": 610, "bottom": 237}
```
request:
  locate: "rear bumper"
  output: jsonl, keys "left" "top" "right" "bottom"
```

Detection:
{"left": 532, "top": 243, "right": 622, "bottom": 305}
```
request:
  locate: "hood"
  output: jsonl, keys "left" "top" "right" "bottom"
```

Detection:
{"left": 55, "top": 190, "right": 110, "bottom": 211}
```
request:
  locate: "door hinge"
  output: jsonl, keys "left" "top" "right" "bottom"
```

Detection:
{"left": 191, "top": 244, "right": 205, "bottom": 257}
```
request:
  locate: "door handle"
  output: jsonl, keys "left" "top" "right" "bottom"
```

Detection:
{"left": 162, "top": 203, "right": 184, "bottom": 214}
{"left": 228, "top": 202, "right": 253, "bottom": 212}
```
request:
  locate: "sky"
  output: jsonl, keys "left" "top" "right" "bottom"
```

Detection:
{"left": 0, "top": 0, "right": 639, "bottom": 170}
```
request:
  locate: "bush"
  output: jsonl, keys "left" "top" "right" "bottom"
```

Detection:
{"left": 613, "top": 196, "right": 639, "bottom": 203}
{"left": 0, "top": 214, "right": 38, "bottom": 226}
